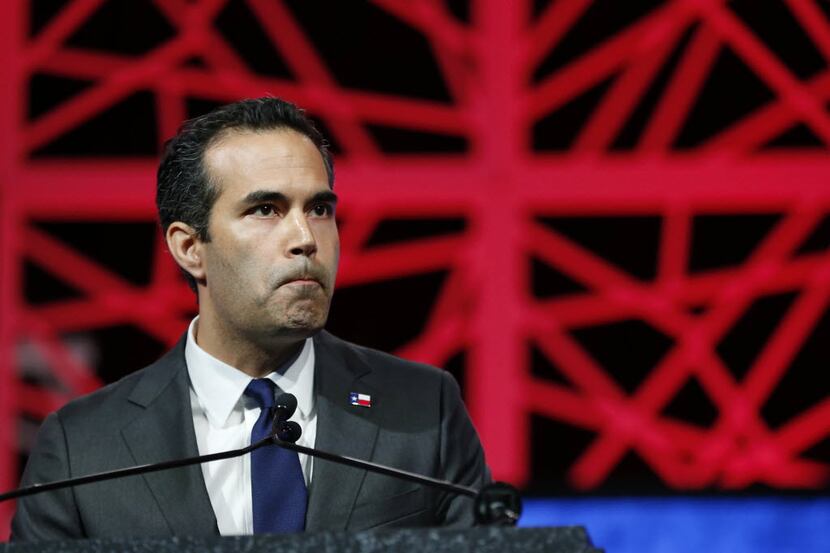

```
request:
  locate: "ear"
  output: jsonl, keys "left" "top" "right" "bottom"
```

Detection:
{"left": 166, "top": 222, "right": 206, "bottom": 283}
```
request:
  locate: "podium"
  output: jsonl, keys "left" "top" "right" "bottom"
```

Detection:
{"left": 4, "top": 527, "right": 602, "bottom": 553}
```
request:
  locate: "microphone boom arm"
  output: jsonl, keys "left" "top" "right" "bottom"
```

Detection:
{"left": 0, "top": 437, "right": 274, "bottom": 503}
{"left": 1, "top": 432, "right": 519, "bottom": 525}
{"left": 276, "top": 439, "right": 478, "bottom": 498}
{"left": 0, "top": 435, "right": 476, "bottom": 503}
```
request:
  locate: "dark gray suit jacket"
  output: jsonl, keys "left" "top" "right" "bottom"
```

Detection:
{"left": 11, "top": 331, "right": 490, "bottom": 540}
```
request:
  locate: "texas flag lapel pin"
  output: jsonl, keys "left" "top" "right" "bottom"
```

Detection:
{"left": 349, "top": 392, "right": 372, "bottom": 408}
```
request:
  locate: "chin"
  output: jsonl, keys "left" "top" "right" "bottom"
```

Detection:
{"left": 254, "top": 323, "right": 319, "bottom": 350}
{"left": 286, "top": 320, "right": 323, "bottom": 334}
{"left": 278, "top": 313, "right": 327, "bottom": 337}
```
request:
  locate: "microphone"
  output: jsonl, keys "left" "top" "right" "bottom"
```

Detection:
{"left": 0, "top": 393, "right": 521, "bottom": 526}
{"left": 277, "top": 421, "right": 302, "bottom": 443}
{"left": 273, "top": 392, "right": 297, "bottom": 423}
{"left": 271, "top": 392, "right": 302, "bottom": 443}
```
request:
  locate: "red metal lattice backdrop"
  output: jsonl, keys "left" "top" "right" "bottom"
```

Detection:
{"left": 2, "top": 0, "right": 830, "bottom": 538}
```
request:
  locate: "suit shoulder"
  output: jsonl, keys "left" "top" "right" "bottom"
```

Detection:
{"left": 319, "top": 331, "right": 452, "bottom": 389}
{"left": 54, "top": 341, "right": 185, "bottom": 428}
{"left": 54, "top": 367, "right": 142, "bottom": 427}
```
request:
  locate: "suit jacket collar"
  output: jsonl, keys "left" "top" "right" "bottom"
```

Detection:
{"left": 305, "top": 330, "right": 380, "bottom": 531}
{"left": 122, "top": 336, "right": 219, "bottom": 537}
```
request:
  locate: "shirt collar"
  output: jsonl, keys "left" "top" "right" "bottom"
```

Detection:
{"left": 185, "top": 317, "right": 315, "bottom": 427}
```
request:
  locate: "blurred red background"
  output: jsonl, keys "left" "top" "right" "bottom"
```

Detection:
{"left": 1, "top": 0, "right": 829, "bottom": 539}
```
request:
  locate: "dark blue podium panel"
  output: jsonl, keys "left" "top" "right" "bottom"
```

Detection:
{"left": 5, "top": 527, "right": 601, "bottom": 553}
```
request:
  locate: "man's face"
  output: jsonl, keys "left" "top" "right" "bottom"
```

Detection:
{"left": 198, "top": 128, "right": 339, "bottom": 344}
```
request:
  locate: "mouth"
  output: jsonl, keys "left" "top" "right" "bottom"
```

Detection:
{"left": 283, "top": 277, "right": 322, "bottom": 287}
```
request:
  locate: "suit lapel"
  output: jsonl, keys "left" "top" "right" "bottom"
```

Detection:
{"left": 305, "top": 331, "right": 380, "bottom": 531}
{"left": 121, "top": 339, "right": 219, "bottom": 537}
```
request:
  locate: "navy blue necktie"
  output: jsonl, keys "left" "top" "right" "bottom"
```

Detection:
{"left": 245, "top": 378, "right": 307, "bottom": 533}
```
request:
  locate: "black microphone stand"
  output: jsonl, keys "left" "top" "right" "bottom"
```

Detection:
{"left": 0, "top": 424, "right": 521, "bottom": 526}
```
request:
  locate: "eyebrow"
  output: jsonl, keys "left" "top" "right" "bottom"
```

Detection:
{"left": 238, "top": 190, "right": 339, "bottom": 208}
{"left": 310, "top": 191, "right": 339, "bottom": 205}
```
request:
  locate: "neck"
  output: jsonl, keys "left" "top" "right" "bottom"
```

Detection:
{"left": 194, "top": 315, "right": 307, "bottom": 378}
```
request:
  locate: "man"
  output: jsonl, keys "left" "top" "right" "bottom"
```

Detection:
{"left": 11, "top": 98, "right": 490, "bottom": 540}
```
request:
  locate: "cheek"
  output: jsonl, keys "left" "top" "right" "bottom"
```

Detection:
{"left": 321, "top": 240, "right": 340, "bottom": 285}
{"left": 317, "top": 224, "right": 340, "bottom": 260}
{"left": 206, "top": 239, "right": 263, "bottom": 292}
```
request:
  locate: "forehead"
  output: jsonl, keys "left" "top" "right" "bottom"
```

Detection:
{"left": 204, "top": 128, "right": 329, "bottom": 198}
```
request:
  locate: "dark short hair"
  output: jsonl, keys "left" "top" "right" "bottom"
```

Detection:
{"left": 156, "top": 97, "right": 334, "bottom": 291}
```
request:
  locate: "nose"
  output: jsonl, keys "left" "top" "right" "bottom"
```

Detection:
{"left": 285, "top": 210, "right": 317, "bottom": 257}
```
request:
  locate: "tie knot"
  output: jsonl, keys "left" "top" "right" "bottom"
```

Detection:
{"left": 244, "top": 378, "right": 277, "bottom": 410}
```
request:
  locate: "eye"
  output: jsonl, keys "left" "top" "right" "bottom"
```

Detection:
{"left": 252, "top": 204, "right": 276, "bottom": 216}
{"left": 310, "top": 203, "right": 334, "bottom": 217}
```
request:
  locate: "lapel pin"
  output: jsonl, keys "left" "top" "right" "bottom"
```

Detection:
{"left": 349, "top": 392, "right": 372, "bottom": 408}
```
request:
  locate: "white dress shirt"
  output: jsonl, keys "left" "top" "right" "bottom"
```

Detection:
{"left": 185, "top": 317, "right": 317, "bottom": 535}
